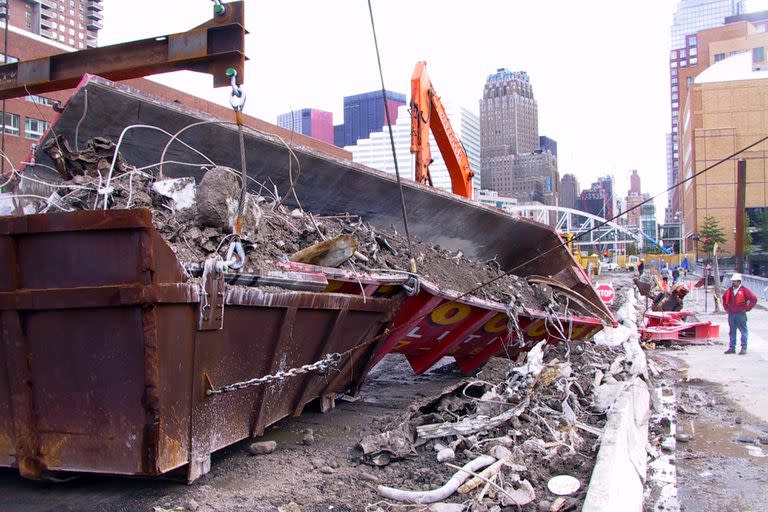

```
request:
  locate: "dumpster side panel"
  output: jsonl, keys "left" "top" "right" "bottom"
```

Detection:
{"left": 155, "top": 304, "right": 196, "bottom": 473}
{"left": 26, "top": 307, "right": 147, "bottom": 474}
{"left": 0, "top": 319, "right": 14, "bottom": 468}
{"left": 15, "top": 231, "right": 145, "bottom": 289}
{"left": 254, "top": 308, "right": 339, "bottom": 426}
{"left": 192, "top": 305, "right": 287, "bottom": 453}
{"left": 289, "top": 309, "right": 390, "bottom": 415}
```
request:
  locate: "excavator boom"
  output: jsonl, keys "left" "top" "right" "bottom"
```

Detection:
{"left": 410, "top": 61, "right": 474, "bottom": 199}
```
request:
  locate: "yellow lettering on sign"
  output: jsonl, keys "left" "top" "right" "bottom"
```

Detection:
{"left": 483, "top": 313, "right": 508, "bottom": 333}
{"left": 374, "top": 285, "right": 397, "bottom": 297}
{"left": 525, "top": 319, "right": 548, "bottom": 338}
{"left": 430, "top": 302, "right": 472, "bottom": 326}
{"left": 394, "top": 340, "right": 411, "bottom": 350}
{"left": 568, "top": 324, "right": 591, "bottom": 339}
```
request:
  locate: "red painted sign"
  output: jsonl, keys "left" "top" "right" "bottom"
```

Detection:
{"left": 596, "top": 283, "right": 616, "bottom": 304}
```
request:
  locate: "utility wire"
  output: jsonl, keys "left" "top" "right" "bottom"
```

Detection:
{"left": 367, "top": 0, "right": 416, "bottom": 272}
{"left": 451, "top": 132, "right": 768, "bottom": 302}
{"left": 1, "top": 1, "right": 9, "bottom": 178}
{"left": 336, "top": 132, "right": 768, "bottom": 350}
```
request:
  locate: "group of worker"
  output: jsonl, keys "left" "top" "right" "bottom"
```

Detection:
{"left": 637, "top": 263, "right": 757, "bottom": 355}
{"left": 636, "top": 259, "right": 683, "bottom": 287}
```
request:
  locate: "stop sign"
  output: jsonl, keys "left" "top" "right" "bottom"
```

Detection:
{"left": 595, "top": 283, "right": 615, "bottom": 304}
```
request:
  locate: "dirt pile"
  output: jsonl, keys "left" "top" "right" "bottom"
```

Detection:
{"left": 24, "top": 138, "right": 568, "bottom": 308}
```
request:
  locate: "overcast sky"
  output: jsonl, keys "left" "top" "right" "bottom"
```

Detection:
{"left": 98, "top": 1, "right": 768, "bottom": 216}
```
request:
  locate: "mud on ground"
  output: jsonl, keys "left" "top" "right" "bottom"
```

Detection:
{"left": 649, "top": 354, "right": 768, "bottom": 512}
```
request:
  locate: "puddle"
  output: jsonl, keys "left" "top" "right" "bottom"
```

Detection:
{"left": 680, "top": 417, "right": 768, "bottom": 463}
{"left": 677, "top": 405, "right": 768, "bottom": 511}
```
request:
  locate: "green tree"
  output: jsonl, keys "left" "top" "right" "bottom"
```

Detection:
{"left": 699, "top": 216, "right": 726, "bottom": 254}
{"left": 744, "top": 213, "right": 754, "bottom": 255}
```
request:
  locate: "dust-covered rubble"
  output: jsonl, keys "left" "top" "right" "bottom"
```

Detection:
{"left": 357, "top": 336, "right": 647, "bottom": 511}
{"left": 7, "top": 137, "right": 577, "bottom": 309}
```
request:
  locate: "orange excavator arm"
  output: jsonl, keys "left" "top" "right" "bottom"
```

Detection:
{"left": 410, "top": 61, "right": 475, "bottom": 199}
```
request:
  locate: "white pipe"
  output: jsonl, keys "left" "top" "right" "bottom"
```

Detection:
{"left": 377, "top": 455, "right": 495, "bottom": 504}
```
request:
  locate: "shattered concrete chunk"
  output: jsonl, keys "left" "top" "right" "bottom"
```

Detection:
{"left": 152, "top": 177, "right": 196, "bottom": 211}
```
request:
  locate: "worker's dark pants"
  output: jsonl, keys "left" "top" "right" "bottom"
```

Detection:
{"left": 728, "top": 312, "right": 748, "bottom": 350}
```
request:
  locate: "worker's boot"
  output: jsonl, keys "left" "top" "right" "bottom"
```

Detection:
{"left": 724, "top": 348, "right": 736, "bottom": 354}
{"left": 739, "top": 348, "right": 747, "bottom": 355}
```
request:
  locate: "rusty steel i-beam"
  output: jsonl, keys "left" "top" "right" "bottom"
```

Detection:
{"left": 0, "top": 1, "right": 247, "bottom": 101}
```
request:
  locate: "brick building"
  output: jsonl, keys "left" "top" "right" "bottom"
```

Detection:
{"left": 666, "top": 2, "right": 768, "bottom": 222}
{"left": 2, "top": 0, "right": 102, "bottom": 49}
{"left": 681, "top": 52, "right": 768, "bottom": 255}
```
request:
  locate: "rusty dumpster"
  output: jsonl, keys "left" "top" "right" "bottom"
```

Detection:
{"left": 26, "top": 74, "right": 608, "bottom": 318}
{"left": 0, "top": 209, "right": 399, "bottom": 481}
{"left": 0, "top": 75, "right": 616, "bottom": 481}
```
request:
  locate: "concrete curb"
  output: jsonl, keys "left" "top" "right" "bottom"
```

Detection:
{"left": 582, "top": 377, "right": 651, "bottom": 512}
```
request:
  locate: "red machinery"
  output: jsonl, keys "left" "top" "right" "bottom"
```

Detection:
{"left": 410, "top": 61, "right": 475, "bottom": 199}
{"left": 639, "top": 311, "right": 720, "bottom": 344}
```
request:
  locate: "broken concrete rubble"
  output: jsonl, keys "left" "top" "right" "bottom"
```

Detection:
{"left": 361, "top": 333, "right": 647, "bottom": 510}
{"left": 19, "top": 137, "right": 573, "bottom": 309}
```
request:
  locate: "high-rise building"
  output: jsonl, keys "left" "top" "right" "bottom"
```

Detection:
{"left": 681, "top": 52, "right": 768, "bottom": 256}
{"left": 626, "top": 169, "right": 645, "bottom": 228}
{"left": 579, "top": 176, "right": 614, "bottom": 219}
{"left": 667, "top": 8, "right": 768, "bottom": 222}
{"left": 334, "top": 90, "right": 405, "bottom": 148}
{"left": 666, "top": 0, "right": 759, "bottom": 222}
{"left": 347, "top": 103, "right": 481, "bottom": 193}
{"left": 539, "top": 136, "right": 557, "bottom": 158}
{"left": 480, "top": 69, "right": 538, "bottom": 190}
{"left": 670, "top": 0, "right": 739, "bottom": 49}
{"left": 479, "top": 68, "right": 556, "bottom": 205}
{"left": 559, "top": 174, "right": 579, "bottom": 210}
{"left": 2, "top": 0, "right": 102, "bottom": 49}
{"left": 277, "top": 108, "right": 334, "bottom": 145}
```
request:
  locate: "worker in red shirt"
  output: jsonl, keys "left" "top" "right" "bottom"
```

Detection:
{"left": 722, "top": 273, "right": 758, "bottom": 355}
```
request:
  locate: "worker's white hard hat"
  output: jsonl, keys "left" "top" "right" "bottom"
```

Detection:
{"left": 732, "top": 273, "right": 743, "bottom": 281}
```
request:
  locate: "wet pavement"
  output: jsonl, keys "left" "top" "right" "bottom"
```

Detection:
{"left": 598, "top": 270, "right": 768, "bottom": 511}
{"left": 673, "top": 377, "right": 768, "bottom": 512}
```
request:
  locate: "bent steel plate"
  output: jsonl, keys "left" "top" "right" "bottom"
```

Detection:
{"left": 26, "top": 75, "right": 614, "bottom": 326}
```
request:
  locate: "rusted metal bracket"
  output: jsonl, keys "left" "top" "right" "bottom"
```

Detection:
{"left": 0, "top": 1, "right": 247, "bottom": 101}
{"left": 198, "top": 259, "right": 225, "bottom": 331}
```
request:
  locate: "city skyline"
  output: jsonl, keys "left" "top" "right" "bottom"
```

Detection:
{"left": 95, "top": 0, "right": 768, "bottom": 218}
